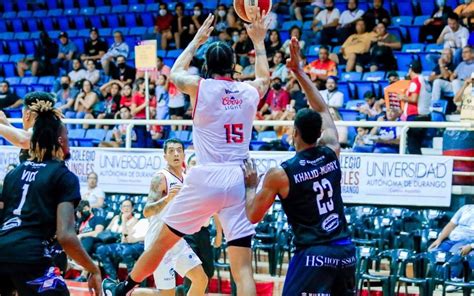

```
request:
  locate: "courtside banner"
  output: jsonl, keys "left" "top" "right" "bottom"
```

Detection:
{"left": 0, "top": 147, "right": 453, "bottom": 206}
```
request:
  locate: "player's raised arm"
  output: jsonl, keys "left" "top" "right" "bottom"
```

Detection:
{"left": 0, "top": 111, "right": 31, "bottom": 149}
{"left": 170, "top": 14, "right": 214, "bottom": 106}
{"left": 286, "top": 37, "right": 340, "bottom": 156}
{"left": 244, "top": 8, "right": 271, "bottom": 98}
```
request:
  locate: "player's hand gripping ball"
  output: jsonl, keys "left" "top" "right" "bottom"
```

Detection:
{"left": 234, "top": 0, "right": 272, "bottom": 23}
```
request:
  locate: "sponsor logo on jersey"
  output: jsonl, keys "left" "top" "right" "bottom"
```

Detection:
{"left": 322, "top": 213, "right": 340, "bottom": 233}
{"left": 224, "top": 89, "right": 240, "bottom": 94}
{"left": 298, "top": 156, "right": 325, "bottom": 166}
{"left": 222, "top": 95, "right": 243, "bottom": 110}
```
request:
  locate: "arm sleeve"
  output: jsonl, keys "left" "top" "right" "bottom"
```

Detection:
{"left": 450, "top": 206, "right": 465, "bottom": 225}
{"left": 55, "top": 170, "right": 81, "bottom": 207}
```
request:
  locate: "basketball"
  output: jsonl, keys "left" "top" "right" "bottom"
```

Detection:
{"left": 234, "top": 0, "right": 272, "bottom": 23}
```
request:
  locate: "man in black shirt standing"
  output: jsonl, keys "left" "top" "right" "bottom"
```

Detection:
{"left": 81, "top": 27, "right": 108, "bottom": 67}
{"left": 0, "top": 100, "right": 102, "bottom": 295}
{"left": 242, "top": 37, "right": 356, "bottom": 296}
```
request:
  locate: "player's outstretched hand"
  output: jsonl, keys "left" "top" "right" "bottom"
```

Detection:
{"left": 193, "top": 14, "right": 214, "bottom": 46}
{"left": 286, "top": 37, "right": 303, "bottom": 73}
{"left": 244, "top": 7, "right": 269, "bottom": 45}
{"left": 242, "top": 159, "right": 259, "bottom": 189}
{"left": 88, "top": 271, "right": 102, "bottom": 296}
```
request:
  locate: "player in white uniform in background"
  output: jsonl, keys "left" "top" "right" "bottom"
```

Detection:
{"left": 103, "top": 10, "right": 270, "bottom": 296}
{"left": 134, "top": 139, "right": 207, "bottom": 296}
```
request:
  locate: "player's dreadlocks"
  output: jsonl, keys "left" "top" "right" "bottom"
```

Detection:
{"left": 28, "top": 99, "right": 65, "bottom": 162}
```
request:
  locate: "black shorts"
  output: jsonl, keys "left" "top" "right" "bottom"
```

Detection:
{"left": 0, "top": 263, "right": 69, "bottom": 296}
{"left": 282, "top": 243, "right": 356, "bottom": 296}
{"left": 169, "top": 106, "right": 185, "bottom": 117}
{"left": 355, "top": 53, "right": 372, "bottom": 67}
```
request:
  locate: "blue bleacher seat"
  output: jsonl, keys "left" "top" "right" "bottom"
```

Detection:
{"left": 2, "top": 12, "right": 17, "bottom": 19}
{"left": 363, "top": 71, "right": 385, "bottom": 82}
{"left": 30, "top": 84, "right": 49, "bottom": 92}
{"left": 9, "top": 54, "right": 25, "bottom": 63}
{"left": 112, "top": 5, "right": 128, "bottom": 13}
{"left": 129, "top": 4, "right": 146, "bottom": 13}
{"left": 167, "top": 49, "right": 184, "bottom": 59}
{"left": 63, "top": 1, "right": 75, "bottom": 9}
{"left": 98, "top": 28, "right": 112, "bottom": 38}
{"left": 124, "top": 14, "right": 138, "bottom": 27}
{"left": 38, "top": 76, "right": 56, "bottom": 85}
{"left": 402, "top": 43, "right": 425, "bottom": 53}
{"left": 6, "top": 108, "right": 22, "bottom": 118}
{"left": 66, "top": 30, "right": 78, "bottom": 38}
{"left": 279, "top": 31, "right": 290, "bottom": 42}
{"left": 338, "top": 82, "right": 352, "bottom": 103}
{"left": 413, "top": 15, "right": 430, "bottom": 26}
{"left": 48, "top": 31, "right": 61, "bottom": 39}
{"left": 157, "top": 50, "right": 166, "bottom": 58}
{"left": 282, "top": 21, "right": 303, "bottom": 31}
{"left": 30, "top": 32, "right": 41, "bottom": 39}
{"left": 173, "top": 130, "right": 192, "bottom": 142}
{"left": 73, "top": 16, "right": 87, "bottom": 30}
{"left": 338, "top": 109, "right": 360, "bottom": 121}
{"left": 419, "top": 53, "right": 436, "bottom": 71}
{"left": 167, "top": 2, "right": 177, "bottom": 10}
{"left": 146, "top": 3, "right": 159, "bottom": 12}
{"left": 17, "top": 11, "right": 32, "bottom": 18}
{"left": 26, "top": 19, "right": 39, "bottom": 32}
{"left": 57, "top": 16, "right": 70, "bottom": 31}
{"left": 0, "top": 32, "right": 14, "bottom": 40}
{"left": 163, "top": 57, "right": 175, "bottom": 68}
{"left": 345, "top": 100, "right": 366, "bottom": 110}
{"left": 0, "top": 20, "right": 8, "bottom": 33}
{"left": 0, "top": 55, "right": 9, "bottom": 62}
{"left": 2, "top": 2, "right": 14, "bottom": 12}
{"left": 95, "top": 6, "right": 111, "bottom": 15}
{"left": 5, "top": 77, "right": 21, "bottom": 85}
{"left": 111, "top": 0, "right": 123, "bottom": 5}
{"left": 392, "top": 16, "right": 413, "bottom": 27}
{"left": 129, "top": 27, "right": 147, "bottom": 36}
{"left": 332, "top": 45, "right": 341, "bottom": 54}
{"left": 41, "top": 18, "right": 55, "bottom": 31}
{"left": 354, "top": 81, "right": 375, "bottom": 100}
{"left": 6, "top": 41, "right": 21, "bottom": 55}
{"left": 47, "top": 9, "right": 63, "bottom": 17}
{"left": 71, "top": 37, "right": 85, "bottom": 54}
{"left": 80, "top": 7, "right": 95, "bottom": 15}
{"left": 394, "top": 1, "right": 414, "bottom": 16}
{"left": 341, "top": 72, "right": 362, "bottom": 82}
{"left": 419, "top": 1, "right": 435, "bottom": 15}
{"left": 2, "top": 63, "right": 16, "bottom": 77}
{"left": 14, "top": 32, "right": 30, "bottom": 40}
{"left": 11, "top": 85, "right": 29, "bottom": 98}
{"left": 431, "top": 111, "right": 446, "bottom": 122}
{"left": 32, "top": 10, "right": 48, "bottom": 18}
{"left": 257, "top": 131, "right": 278, "bottom": 142}
{"left": 11, "top": 19, "right": 24, "bottom": 33}
{"left": 84, "top": 129, "right": 107, "bottom": 144}
{"left": 78, "top": 0, "right": 90, "bottom": 8}
{"left": 387, "top": 27, "right": 403, "bottom": 42}
{"left": 20, "top": 77, "right": 38, "bottom": 85}
{"left": 425, "top": 43, "right": 443, "bottom": 53}
{"left": 431, "top": 100, "right": 448, "bottom": 114}
{"left": 106, "top": 15, "right": 120, "bottom": 28}
{"left": 64, "top": 8, "right": 79, "bottom": 16}
{"left": 141, "top": 12, "right": 155, "bottom": 27}
{"left": 394, "top": 52, "right": 416, "bottom": 71}
{"left": 78, "top": 29, "right": 90, "bottom": 38}
{"left": 90, "top": 15, "right": 103, "bottom": 29}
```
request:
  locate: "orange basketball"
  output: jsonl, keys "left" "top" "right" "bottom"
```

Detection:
{"left": 234, "top": 0, "right": 272, "bottom": 23}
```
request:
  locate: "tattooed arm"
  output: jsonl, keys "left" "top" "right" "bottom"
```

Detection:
{"left": 143, "top": 173, "right": 168, "bottom": 218}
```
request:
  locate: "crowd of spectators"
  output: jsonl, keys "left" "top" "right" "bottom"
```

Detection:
{"left": 0, "top": 0, "right": 473, "bottom": 153}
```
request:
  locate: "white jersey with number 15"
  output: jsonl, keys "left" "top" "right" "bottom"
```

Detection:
{"left": 192, "top": 78, "right": 260, "bottom": 165}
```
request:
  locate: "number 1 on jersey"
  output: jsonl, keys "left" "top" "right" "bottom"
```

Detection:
{"left": 13, "top": 184, "right": 30, "bottom": 216}
{"left": 224, "top": 123, "right": 244, "bottom": 143}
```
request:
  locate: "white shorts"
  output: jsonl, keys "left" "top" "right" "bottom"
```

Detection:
{"left": 162, "top": 164, "right": 255, "bottom": 242}
{"left": 153, "top": 239, "right": 202, "bottom": 290}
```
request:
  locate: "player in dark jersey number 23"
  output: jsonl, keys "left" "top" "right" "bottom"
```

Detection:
{"left": 242, "top": 37, "right": 356, "bottom": 296}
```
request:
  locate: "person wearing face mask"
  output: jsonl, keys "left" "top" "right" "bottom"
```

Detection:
{"left": 110, "top": 55, "right": 136, "bottom": 85}
{"left": 337, "top": 0, "right": 365, "bottom": 43}
{"left": 259, "top": 77, "right": 291, "bottom": 120}
{"left": 319, "top": 76, "right": 344, "bottom": 109}
{"left": 155, "top": 3, "right": 174, "bottom": 50}
{"left": 311, "top": 0, "right": 341, "bottom": 45}
{"left": 17, "top": 30, "right": 58, "bottom": 77}
{"left": 76, "top": 200, "right": 106, "bottom": 256}
{"left": 214, "top": 4, "right": 230, "bottom": 33}
{"left": 55, "top": 75, "right": 78, "bottom": 113}
{"left": 419, "top": 0, "right": 454, "bottom": 43}
{"left": 190, "top": 3, "right": 207, "bottom": 38}
{"left": 454, "top": 0, "right": 474, "bottom": 27}
{"left": 101, "top": 30, "right": 129, "bottom": 75}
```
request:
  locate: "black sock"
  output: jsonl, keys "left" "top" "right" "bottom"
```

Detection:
{"left": 121, "top": 275, "right": 139, "bottom": 293}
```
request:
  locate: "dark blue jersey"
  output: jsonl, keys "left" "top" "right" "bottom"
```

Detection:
{"left": 280, "top": 146, "right": 350, "bottom": 249}
{"left": 0, "top": 160, "right": 81, "bottom": 264}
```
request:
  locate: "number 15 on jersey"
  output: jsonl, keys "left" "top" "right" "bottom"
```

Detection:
{"left": 224, "top": 123, "right": 244, "bottom": 144}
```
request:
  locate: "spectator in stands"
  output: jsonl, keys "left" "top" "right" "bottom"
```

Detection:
{"left": 329, "top": 107, "right": 349, "bottom": 146}
{"left": 337, "top": 0, "right": 365, "bottom": 43}
{"left": 101, "top": 31, "right": 129, "bottom": 75}
{"left": 55, "top": 75, "right": 77, "bottom": 113}
{"left": 437, "top": 13, "right": 470, "bottom": 65}
{"left": 387, "top": 70, "right": 400, "bottom": 84}
{"left": 304, "top": 45, "right": 337, "bottom": 88}
{"left": 454, "top": 0, "right": 474, "bottom": 27}
{"left": 353, "top": 127, "right": 374, "bottom": 152}
{"left": 429, "top": 48, "right": 455, "bottom": 84}
{"left": 399, "top": 61, "right": 430, "bottom": 154}
{"left": 54, "top": 31, "right": 78, "bottom": 75}
{"left": 281, "top": 26, "right": 306, "bottom": 56}
{"left": 81, "top": 172, "right": 105, "bottom": 210}
{"left": 214, "top": 4, "right": 230, "bottom": 33}
{"left": 370, "top": 108, "right": 402, "bottom": 153}
{"left": 233, "top": 29, "right": 254, "bottom": 68}
{"left": 80, "top": 27, "right": 107, "bottom": 66}
{"left": 270, "top": 51, "right": 289, "bottom": 82}
{"left": 432, "top": 45, "right": 474, "bottom": 106}
{"left": 155, "top": 2, "right": 174, "bottom": 50}
{"left": 95, "top": 200, "right": 147, "bottom": 281}
{"left": 131, "top": 78, "right": 157, "bottom": 120}
{"left": 168, "top": 81, "right": 185, "bottom": 125}
{"left": 68, "top": 58, "right": 87, "bottom": 85}
{"left": 110, "top": 55, "right": 136, "bottom": 85}
{"left": 99, "top": 106, "right": 137, "bottom": 148}
{"left": 311, "top": 0, "right": 340, "bottom": 45}
{"left": 227, "top": 5, "right": 242, "bottom": 29}
{"left": 76, "top": 200, "right": 106, "bottom": 255}
{"left": 172, "top": 2, "right": 191, "bottom": 49}
{"left": 120, "top": 83, "right": 133, "bottom": 108}
{"left": 136, "top": 56, "right": 171, "bottom": 82}
{"left": 73, "top": 79, "right": 100, "bottom": 129}
{"left": 266, "top": 5, "right": 279, "bottom": 30}
{"left": 0, "top": 81, "right": 22, "bottom": 111}
{"left": 17, "top": 31, "right": 58, "bottom": 77}
{"left": 265, "top": 30, "right": 283, "bottom": 61}
{"left": 338, "top": 19, "right": 376, "bottom": 72}
{"left": 363, "top": 22, "right": 401, "bottom": 72}
{"left": 292, "top": 0, "right": 314, "bottom": 21}
{"left": 358, "top": 91, "right": 385, "bottom": 119}
{"left": 286, "top": 78, "right": 309, "bottom": 111}
{"left": 236, "top": 50, "right": 256, "bottom": 81}
{"left": 429, "top": 204, "right": 474, "bottom": 280}
{"left": 320, "top": 76, "right": 344, "bottom": 109}
{"left": 363, "top": 0, "right": 390, "bottom": 32}
{"left": 97, "top": 80, "right": 122, "bottom": 129}
{"left": 191, "top": 3, "right": 207, "bottom": 33}
{"left": 420, "top": 0, "right": 454, "bottom": 43}
{"left": 84, "top": 59, "right": 100, "bottom": 86}
{"left": 260, "top": 77, "right": 291, "bottom": 120}
{"left": 155, "top": 74, "right": 169, "bottom": 120}
{"left": 454, "top": 75, "right": 472, "bottom": 113}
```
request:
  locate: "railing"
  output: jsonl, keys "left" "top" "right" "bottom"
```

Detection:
{"left": 6, "top": 118, "right": 474, "bottom": 178}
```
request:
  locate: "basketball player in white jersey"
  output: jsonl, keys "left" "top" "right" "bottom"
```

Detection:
{"left": 103, "top": 10, "right": 270, "bottom": 296}
{"left": 134, "top": 139, "right": 207, "bottom": 296}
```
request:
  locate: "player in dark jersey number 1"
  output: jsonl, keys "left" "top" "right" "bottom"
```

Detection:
{"left": 0, "top": 101, "right": 102, "bottom": 295}
{"left": 242, "top": 37, "right": 356, "bottom": 296}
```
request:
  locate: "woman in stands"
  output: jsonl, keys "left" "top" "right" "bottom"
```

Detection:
{"left": 420, "top": 0, "right": 454, "bottom": 43}
{"left": 73, "top": 79, "right": 100, "bottom": 129}
{"left": 364, "top": 22, "right": 401, "bottom": 72}
{"left": 120, "top": 83, "right": 133, "bottom": 108}
{"left": 95, "top": 199, "right": 143, "bottom": 281}
{"left": 97, "top": 80, "right": 123, "bottom": 130}
{"left": 265, "top": 30, "right": 283, "bottom": 61}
